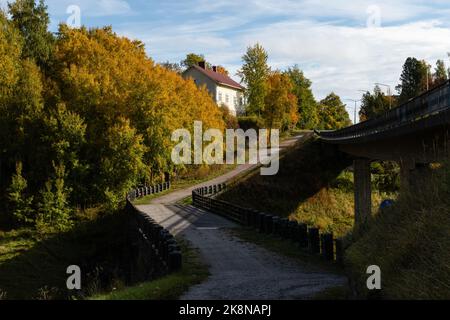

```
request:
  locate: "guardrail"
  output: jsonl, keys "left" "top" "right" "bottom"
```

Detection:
{"left": 319, "top": 80, "right": 450, "bottom": 142}
{"left": 126, "top": 182, "right": 182, "bottom": 278}
{"left": 192, "top": 184, "right": 344, "bottom": 264}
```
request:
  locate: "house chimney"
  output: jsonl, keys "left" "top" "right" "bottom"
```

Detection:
{"left": 198, "top": 61, "right": 206, "bottom": 69}
{"left": 212, "top": 66, "right": 217, "bottom": 72}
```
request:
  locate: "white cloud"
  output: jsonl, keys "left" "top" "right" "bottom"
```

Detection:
{"left": 122, "top": 10, "right": 449, "bottom": 121}
{"left": 6, "top": 0, "right": 450, "bottom": 122}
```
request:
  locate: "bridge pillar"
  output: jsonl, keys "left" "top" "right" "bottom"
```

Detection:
{"left": 354, "top": 158, "right": 372, "bottom": 227}
{"left": 400, "top": 160, "right": 431, "bottom": 191}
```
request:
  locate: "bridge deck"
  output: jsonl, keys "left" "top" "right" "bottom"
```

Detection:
{"left": 318, "top": 80, "right": 450, "bottom": 144}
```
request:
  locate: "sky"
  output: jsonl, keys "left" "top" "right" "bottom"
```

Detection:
{"left": 2, "top": 0, "right": 450, "bottom": 121}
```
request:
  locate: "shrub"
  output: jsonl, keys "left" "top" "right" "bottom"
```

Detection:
{"left": 237, "top": 115, "right": 264, "bottom": 131}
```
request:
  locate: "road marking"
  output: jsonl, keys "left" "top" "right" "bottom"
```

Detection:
{"left": 196, "top": 227, "right": 220, "bottom": 230}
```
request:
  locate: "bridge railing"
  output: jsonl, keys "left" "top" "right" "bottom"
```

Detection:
{"left": 192, "top": 184, "right": 344, "bottom": 264}
{"left": 125, "top": 182, "right": 182, "bottom": 278}
{"left": 320, "top": 80, "right": 450, "bottom": 141}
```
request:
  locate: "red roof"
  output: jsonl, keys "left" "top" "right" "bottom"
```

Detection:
{"left": 188, "top": 65, "right": 245, "bottom": 90}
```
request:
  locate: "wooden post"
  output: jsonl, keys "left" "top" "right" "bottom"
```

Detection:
{"left": 308, "top": 228, "right": 320, "bottom": 254}
{"left": 321, "top": 233, "right": 334, "bottom": 261}
{"left": 298, "top": 223, "right": 308, "bottom": 248}
{"left": 335, "top": 239, "right": 344, "bottom": 265}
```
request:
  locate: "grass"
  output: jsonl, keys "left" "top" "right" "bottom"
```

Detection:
{"left": 219, "top": 137, "right": 354, "bottom": 235}
{"left": 218, "top": 137, "right": 398, "bottom": 238}
{"left": 0, "top": 210, "right": 132, "bottom": 300}
{"left": 345, "top": 162, "right": 450, "bottom": 299}
{"left": 91, "top": 239, "right": 209, "bottom": 300}
{"left": 133, "top": 164, "right": 237, "bottom": 205}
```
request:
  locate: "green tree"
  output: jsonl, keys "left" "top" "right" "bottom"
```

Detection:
{"left": 238, "top": 43, "right": 270, "bottom": 116}
{"left": 284, "top": 65, "right": 318, "bottom": 129}
{"left": 7, "top": 162, "right": 34, "bottom": 225}
{"left": 99, "top": 118, "right": 146, "bottom": 209}
{"left": 396, "top": 57, "right": 429, "bottom": 104}
{"left": 317, "top": 93, "right": 351, "bottom": 130}
{"left": 181, "top": 53, "right": 210, "bottom": 69}
{"left": 8, "top": 0, "right": 54, "bottom": 69}
{"left": 433, "top": 59, "right": 448, "bottom": 86}
{"left": 160, "top": 61, "right": 182, "bottom": 73}
{"left": 36, "top": 162, "right": 72, "bottom": 232}
{"left": 359, "top": 85, "right": 392, "bottom": 121}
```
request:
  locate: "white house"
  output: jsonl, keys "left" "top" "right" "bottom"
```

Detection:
{"left": 182, "top": 61, "right": 245, "bottom": 115}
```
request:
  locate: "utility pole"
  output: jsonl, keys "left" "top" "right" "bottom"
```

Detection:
{"left": 345, "top": 99, "right": 361, "bottom": 124}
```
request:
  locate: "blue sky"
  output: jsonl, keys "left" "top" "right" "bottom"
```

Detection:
{"left": 2, "top": 0, "right": 450, "bottom": 121}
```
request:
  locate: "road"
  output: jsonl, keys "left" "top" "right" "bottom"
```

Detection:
{"left": 137, "top": 134, "right": 347, "bottom": 299}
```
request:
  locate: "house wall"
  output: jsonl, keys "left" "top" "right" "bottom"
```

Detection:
{"left": 183, "top": 68, "right": 244, "bottom": 116}
{"left": 183, "top": 68, "right": 217, "bottom": 99}
{"left": 216, "top": 85, "right": 244, "bottom": 115}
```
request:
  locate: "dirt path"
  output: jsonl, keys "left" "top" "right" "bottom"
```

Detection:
{"left": 137, "top": 134, "right": 347, "bottom": 299}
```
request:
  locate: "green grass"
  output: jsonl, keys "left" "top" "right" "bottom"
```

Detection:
{"left": 91, "top": 239, "right": 209, "bottom": 300}
{"left": 219, "top": 137, "right": 354, "bottom": 235}
{"left": 133, "top": 164, "right": 237, "bottom": 205}
{"left": 0, "top": 210, "right": 132, "bottom": 300}
{"left": 345, "top": 162, "right": 450, "bottom": 299}
{"left": 219, "top": 137, "right": 398, "bottom": 238}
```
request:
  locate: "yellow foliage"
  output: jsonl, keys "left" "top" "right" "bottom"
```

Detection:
{"left": 53, "top": 25, "right": 224, "bottom": 175}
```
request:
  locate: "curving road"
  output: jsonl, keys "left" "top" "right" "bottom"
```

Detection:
{"left": 137, "top": 134, "right": 347, "bottom": 299}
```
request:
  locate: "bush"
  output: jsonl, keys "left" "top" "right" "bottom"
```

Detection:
{"left": 220, "top": 104, "right": 239, "bottom": 129}
{"left": 237, "top": 115, "right": 264, "bottom": 131}
{"left": 7, "top": 162, "right": 34, "bottom": 226}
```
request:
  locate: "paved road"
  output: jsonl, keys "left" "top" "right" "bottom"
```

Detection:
{"left": 137, "top": 134, "right": 347, "bottom": 299}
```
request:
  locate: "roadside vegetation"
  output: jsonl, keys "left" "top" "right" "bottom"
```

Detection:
{"left": 91, "top": 239, "right": 209, "bottom": 300}
{"left": 0, "top": 209, "right": 132, "bottom": 299}
{"left": 346, "top": 161, "right": 450, "bottom": 299}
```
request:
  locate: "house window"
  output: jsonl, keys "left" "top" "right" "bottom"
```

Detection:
{"left": 234, "top": 97, "right": 238, "bottom": 107}
{"left": 218, "top": 92, "right": 222, "bottom": 102}
{"left": 225, "top": 94, "right": 229, "bottom": 103}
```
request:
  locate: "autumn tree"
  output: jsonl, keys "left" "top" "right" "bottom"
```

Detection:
{"left": 284, "top": 65, "right": 318, "bottom": 129}
{"left": 238, "top": 43, "right": 270, "bottom": 116}
{"left": 52, "top": 25, "right": 224, "bottom": 202}
{"left": 263, "top": 72, "right": 298, "bottom": 131}
{"left": 317, "top": 93, "right": 351, "bottom": 130}
{"left": 1, "top": 7, "right": 226, "bottom": 228}
{"left": 215, "top": 65, "right": 229, "bottom": 76}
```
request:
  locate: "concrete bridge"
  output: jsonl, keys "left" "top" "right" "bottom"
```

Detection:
{"left": 317, "top": 80, "right": 450, "bottom": 227}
